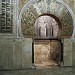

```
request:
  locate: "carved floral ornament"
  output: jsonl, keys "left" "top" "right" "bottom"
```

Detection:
{"left": 19, "top": 0, "right": 73, "bottom": 38}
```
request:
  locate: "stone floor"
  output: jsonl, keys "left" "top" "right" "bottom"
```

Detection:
{"left": 0, "top": 66, "right": 75, "bottom": 75}
{"left": 35, "top": 59, "right": 58, "bottom": 67}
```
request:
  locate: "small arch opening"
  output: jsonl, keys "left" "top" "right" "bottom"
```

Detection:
{"left": 34, "top": 14, "right": 62, "bottom": 39}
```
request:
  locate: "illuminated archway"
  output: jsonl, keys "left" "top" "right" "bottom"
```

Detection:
{"left": 34, "top": 14, "right": 61, "bottom": 38}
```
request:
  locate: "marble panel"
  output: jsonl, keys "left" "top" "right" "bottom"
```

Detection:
{"left": 0, "top": 39, "right": 13, "bottom": 70}
{"left": 13, "top": 39, "right": 22, "bottom": 69}
{"left": 64, "top": 38, "right": 72, "bottom": 66}
{"left": 22, "top": 38, "right": 32, "bottom": 68}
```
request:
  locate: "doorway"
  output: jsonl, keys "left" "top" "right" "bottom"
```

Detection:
{"left": 32, "top": 14, "right": 63, "bottom": 67}
{"left": 32, "top": 39, "right": 62, "bottom": 67}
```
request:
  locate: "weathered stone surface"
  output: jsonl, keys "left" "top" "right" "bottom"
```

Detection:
{"left": 21, "top": 8, "right": 36, "bottom": 37}
{"left": 72, "top": 42, "right": 75, "bottom": 66}
{"left": 13, "top": 39, "right": 23, "bottom": 69}
{"left": 0, "top": 67, "right": 73, "bottom": 75}
{"left": 60, "top": 11, "right": 73, "bottom": 36}
{"left": 64, "top": 38, "right": 72, "bottom": 66}
{"left": 22, "top": 38, "right": 32, "bottom": 68}
{"left": 0, "top": 38, "right": 33, "bottom": 70}
{"left": 0, "top": 39, "right": 14, "bottom": 70}
{"left": 19, "top": 0, "right": 29, "bottom": 13}
{"left": 64, "top": 0, "right": 75, "bottom": 15}
{"left": 0, "top": 0, "right": 74, "bottom": 71}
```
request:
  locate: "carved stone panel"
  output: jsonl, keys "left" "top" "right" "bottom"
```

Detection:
{"left": 20, "top": 0, "right": 73, "bottom": 38}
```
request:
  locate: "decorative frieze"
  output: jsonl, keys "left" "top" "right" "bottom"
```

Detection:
{"left": 1, "top": 0, "right": 12, "bottom": 33}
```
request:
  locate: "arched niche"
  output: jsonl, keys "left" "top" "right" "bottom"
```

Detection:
{"left": 34, "top": 14, "right": 62, "bottom": 38}
{"left": 19, "top": 0, "right": 73, "bottom": 38}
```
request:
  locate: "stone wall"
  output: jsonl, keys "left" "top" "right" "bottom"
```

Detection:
{"left": 13, "top": 39, "right": 22, "bottom": 69}
{"left": 64, "top": 38, "right": 72, "bottom": 66}
{"left": 22, "top": 38, "right": 32, "bottom": 68}
{"left": 0, "top": 0, "right": 74, "bottom": 70}
{"left": 0, "top": 38, "right": 14, "bottom": 70}
{"left": 19, "top": 0, "right": 29, "bottom": 14}
{"left": 0, "top": 38, "right": 32, "bottom": 70}
{"left": 64, "top": 0, "right": 75, "bottom": 15}
{"left": 13, "top": 38, "right": 32, "bottom": 69}
{"left": 63, "top": 0, "right": 75, "bottom": 67}
{"left": 0, "top": 38, "right": 73, "bottom": 70}
{"left": 72, "top": 41, "right": 75, "bottom": 67}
